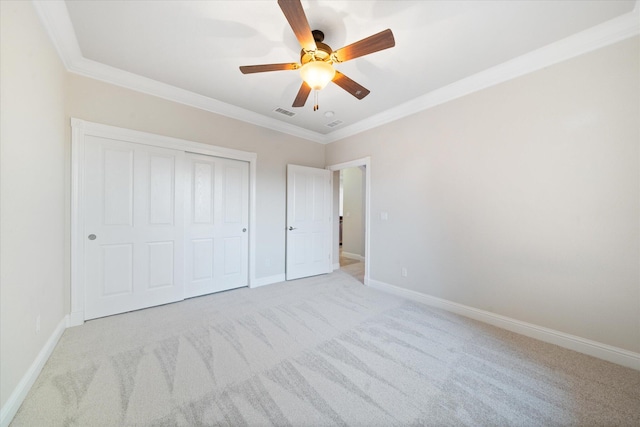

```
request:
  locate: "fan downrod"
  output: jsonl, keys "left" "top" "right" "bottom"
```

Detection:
{"left": 312, "top": 30, "right": 325, "bottom": 43}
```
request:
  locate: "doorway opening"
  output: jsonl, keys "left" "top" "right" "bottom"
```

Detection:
{"left": 327, "top": 157, "right": 370, "bottom": 285}
{"left": 338, "top": 167, "right": 365, "bottom": 283}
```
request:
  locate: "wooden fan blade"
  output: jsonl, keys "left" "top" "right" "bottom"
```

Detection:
{"left": 293, "top": 81, "right": 311, "bottom": 107}
{"left": 332, "top": 29, "right": 395, "bottom": 63}
{"left": 239, "top": 63, "right": 300, "bottom": 74}
{"left": 278, "top": 0, "right": 317, "bottom": 51}
{"left": 332, "top": 71, "right": 370, "bottom": 100}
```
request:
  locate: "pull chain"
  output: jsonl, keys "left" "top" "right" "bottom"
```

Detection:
{"left": 313, "top": 90, "right": 319, "bottom": 111}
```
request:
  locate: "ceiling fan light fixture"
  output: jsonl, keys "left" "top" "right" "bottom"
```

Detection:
{"left": 299, "top": 60, "right": 335, "bottom": 90}
{"left": 239, "top": 0, "right": 395, "bottom": 110}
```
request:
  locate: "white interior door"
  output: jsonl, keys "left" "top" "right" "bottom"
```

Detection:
{"left": 185, "top": 153, "right": 249, "bottom": 298}
{"left": 286, "top": 164, "right": 332, "bottom": 280}
{"left": 84, "top": 136, "right": 184, "bottom": 320}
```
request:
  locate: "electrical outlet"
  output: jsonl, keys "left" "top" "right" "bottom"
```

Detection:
{"left": 401, "top": 267, "right": 408, "bottom": 277}
{"left": 36, "top": 315, "right": 41, "bottom": 334}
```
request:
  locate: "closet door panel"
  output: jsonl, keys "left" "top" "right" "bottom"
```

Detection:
{"left": 84, "top": 136, "right": 184, "bottom": 320}
{"left": 185, "top": 154, "right": 248, "bottom": 298}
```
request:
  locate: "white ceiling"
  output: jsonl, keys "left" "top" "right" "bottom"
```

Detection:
{"left": 36, "top": 1, "right": 638, "bottom": 142}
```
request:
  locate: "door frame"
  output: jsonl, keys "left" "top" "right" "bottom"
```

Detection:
{"left": 70, "top": 118, "right": 257, "bottom": 326}
{"left": 326, "top": 157, "right": 371, "bottom": 285}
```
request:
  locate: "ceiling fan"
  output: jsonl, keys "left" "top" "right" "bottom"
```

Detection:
{"left": 239, "top": 0, "right": 395, "bottom": 111}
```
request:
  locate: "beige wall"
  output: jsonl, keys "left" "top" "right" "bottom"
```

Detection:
{"left": 326, "top": 36, "right": 640, "bottom": 353}
{"left": 66, "top": 74, "right": 325, "bottom": 308}
{"left": 342, "top": 167, "right": 365, "bottom": 258}
{"left": 0, "top": 1, "right": 68, "bottom": 408}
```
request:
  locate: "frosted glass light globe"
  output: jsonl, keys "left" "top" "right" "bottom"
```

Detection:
{"left": 299, "top": 61, "right": 335, "bottom": 90}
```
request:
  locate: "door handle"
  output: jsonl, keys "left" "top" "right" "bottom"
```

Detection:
{"left": 88, "top": 234, "right": 97, "bottom": 240}
{"left": 288, "top": 226, "right": 296, "bottom": 231}
{"left": 242, "top": 228, "right": 247, "bottom": 232}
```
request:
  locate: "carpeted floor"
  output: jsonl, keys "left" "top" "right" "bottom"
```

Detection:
{"left": 339, "top": 254, "right": 364, "bottom": 284}
{"left": 11, "top": 271, "right": 640, "bottom": 426}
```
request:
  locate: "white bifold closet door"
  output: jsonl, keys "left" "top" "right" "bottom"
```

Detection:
{"left": 184, "top": 153, "right": 249, "bottom": 298}
{"left": 84, "top": 137, "right": 185, "bottom": 320}
{"left": 83, "top": 138, "right": 249, "bottom": 320}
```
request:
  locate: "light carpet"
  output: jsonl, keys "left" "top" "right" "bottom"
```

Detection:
{"left": 339, "top": 258, "right": 364, "bottom": 284}
{"left": 12, "top": 271, "right": 640, "bottom": 426}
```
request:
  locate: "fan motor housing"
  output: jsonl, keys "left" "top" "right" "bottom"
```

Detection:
{"left": 300, "top": 42, "right": 332, "bottom": 65}
{"left": 300, "top": 30, "right": 333, "bottom": 65}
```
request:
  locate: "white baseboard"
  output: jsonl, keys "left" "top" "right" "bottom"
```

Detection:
{"left": 0, "top": 315, "right": 68, "bottom": 427}
{"left": 342, "top": 252, "right": 364, "bottom": 262}
{"left": 251, "top": 274, "right": 286, "bottom": 288}
{"left": 368, "top": 279, "right": 640, "bottom": 371}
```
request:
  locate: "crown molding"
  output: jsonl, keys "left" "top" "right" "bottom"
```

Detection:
{"left": 33, "top": 1, "right": 639, "bottom": 146}
{"left": 31, "top": 0, "right": 329, "bottom": 144}
{"left": 32, "top": 0, "right": 82, "bottom": 69}
{"left": 68, "top": 56, "right": 328, "bottom": 143}
{"left": 324, "top": 4, "right": 640, "bottom": 143}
